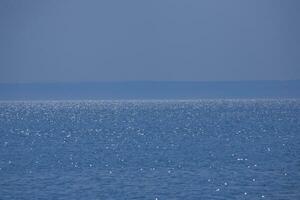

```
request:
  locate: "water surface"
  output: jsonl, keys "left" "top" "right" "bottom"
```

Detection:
{"left": 0, "top": 100, "right": 299, "bottom": 199}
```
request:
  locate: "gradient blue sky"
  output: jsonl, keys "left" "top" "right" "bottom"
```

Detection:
{"left": 0, "top": 0, "right": 299, "bottom": 83}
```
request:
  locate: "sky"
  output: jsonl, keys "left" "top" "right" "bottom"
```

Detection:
{"left": 0, "top": 0, "right": 299, "bottom": 83}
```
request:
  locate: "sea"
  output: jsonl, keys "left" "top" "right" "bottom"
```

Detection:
{"left": 0, "top": 99, "right": 299, "bottom": 200}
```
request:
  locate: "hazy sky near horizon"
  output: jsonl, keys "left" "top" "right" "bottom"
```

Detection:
{"left": 0, "top": 0, "right": 299, "bottom": 83}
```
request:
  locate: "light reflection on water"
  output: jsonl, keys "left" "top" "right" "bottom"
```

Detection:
{"left": 0, "top": 100, "right": 299, "bottom": 199}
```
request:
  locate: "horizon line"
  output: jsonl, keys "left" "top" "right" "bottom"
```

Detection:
{"left": 1, "top": 79, "right": 300, "bottom": 85}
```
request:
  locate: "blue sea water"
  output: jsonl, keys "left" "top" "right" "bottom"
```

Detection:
{"left": 0, "top": 100, "right": 299, "bottom": 200}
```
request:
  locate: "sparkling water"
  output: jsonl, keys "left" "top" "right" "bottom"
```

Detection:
{"left": 0, "top": 100, "right": 299, "bottom": 199}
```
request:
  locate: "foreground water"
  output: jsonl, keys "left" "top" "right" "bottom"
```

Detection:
{"left": 0, "top": 100, "right": 299, "bottom": 200}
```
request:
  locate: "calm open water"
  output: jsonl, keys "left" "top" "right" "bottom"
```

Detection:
{"left": 0, "top": 100, "right": 299, "bottom": 200}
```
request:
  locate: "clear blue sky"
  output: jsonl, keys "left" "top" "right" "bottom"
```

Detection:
{"left": 0, "top": 0, "right": 299, "bottom": 83}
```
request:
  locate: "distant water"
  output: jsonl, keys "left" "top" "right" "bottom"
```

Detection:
{"left": 0, "top": 100, "right": 300, "bottom": 200}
